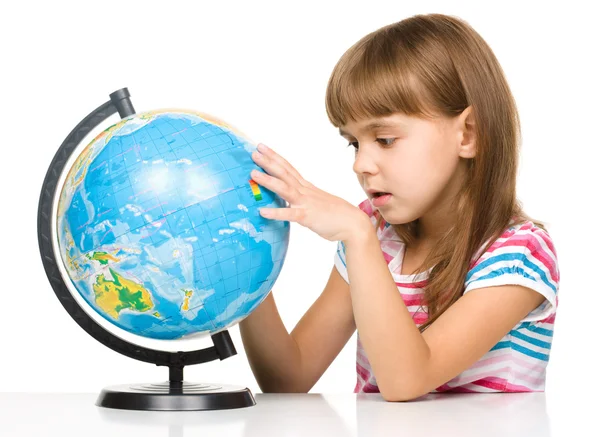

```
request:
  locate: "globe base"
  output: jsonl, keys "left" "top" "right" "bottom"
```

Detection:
{"left": 96, "top": 381, "right": 256, "bottom": 411}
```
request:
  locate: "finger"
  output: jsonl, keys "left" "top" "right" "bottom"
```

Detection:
{"left": 259, "top": 207, "right": 306, "bottom": 223}
{"left": 256, "top": 143, "right": 314, "bottom": 188}
{"left": 251, "top": 170, "right": 300, "bottom": 203}
{"left": 252, "top": 150, "right": 299, "bottom": 189}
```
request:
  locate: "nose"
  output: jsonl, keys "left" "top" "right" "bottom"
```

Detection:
{"left": 352, "top": 143, "right": 379, "bottom": 176}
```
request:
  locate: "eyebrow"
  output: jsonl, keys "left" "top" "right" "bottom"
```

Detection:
{"left": 338, "top": 121, "right": 402, "bottom": 137}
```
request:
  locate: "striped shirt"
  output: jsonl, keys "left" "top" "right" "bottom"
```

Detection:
{"left": 334, "top": 199, "right": 560, "bottom": 393}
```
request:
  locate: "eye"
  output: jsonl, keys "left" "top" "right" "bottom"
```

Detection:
{"left": 376, "top": 138, "right": 396, "bottom": 147}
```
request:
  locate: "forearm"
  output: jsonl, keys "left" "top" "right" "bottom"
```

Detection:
{"left": 344, "top": 226, "right": 431, "bottom": 400}
{"left": 239, "top": 293, "right": 305, "bottom": 392}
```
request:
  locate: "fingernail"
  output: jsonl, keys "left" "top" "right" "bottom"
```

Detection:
{"left": 252, "top": 151, "right": 263, "bottom": 160}
{"left": 257, "top": 143, "right": 269, "bottom": 152}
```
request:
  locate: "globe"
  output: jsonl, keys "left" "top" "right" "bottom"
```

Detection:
{"left": 56, "top": 108, "right": 290, "bottom": 341}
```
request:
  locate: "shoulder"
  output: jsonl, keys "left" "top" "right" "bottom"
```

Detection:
{"left": 464, "top": 220, "right": 560, "bottom": 322}
{"left": 469, "top": 221, "right": 559, "bottom": 276}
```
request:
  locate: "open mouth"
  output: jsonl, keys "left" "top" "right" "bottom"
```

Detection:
{"left": 372, "top": 192, "right": 390, "bottom": 198}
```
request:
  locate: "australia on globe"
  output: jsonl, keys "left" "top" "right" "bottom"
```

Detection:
{"left": 56, "top": 109, "right": 290, "bottom": 340}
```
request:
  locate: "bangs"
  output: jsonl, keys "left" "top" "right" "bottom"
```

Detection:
{"left": 325, "top": 29, "right": 437, "bottom": 127}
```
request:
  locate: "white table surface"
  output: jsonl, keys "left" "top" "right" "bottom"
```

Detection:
{"left": 0, "top": 390, "right": 592, "bottom": 436}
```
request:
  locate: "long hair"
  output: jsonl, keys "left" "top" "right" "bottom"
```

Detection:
{"left": 325, "top": 13, "right": 545, "bottom": 332}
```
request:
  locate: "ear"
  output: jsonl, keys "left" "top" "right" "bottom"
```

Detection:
{"left": 457, "top": 106, "right": 476, "bottom": 159}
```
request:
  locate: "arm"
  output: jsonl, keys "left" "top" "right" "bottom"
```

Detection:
{"left": 239, "top": 265, "right": 355, "bottom": 393}
{"left": 242, "top": 143, "right": 555, "bottom": 401}
{"left": 344, "top": 225, "right": 547, "bottom": 402}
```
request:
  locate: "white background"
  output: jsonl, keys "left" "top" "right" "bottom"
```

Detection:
{"left": 1, "top": 0, "right": 598, "bottom": 411}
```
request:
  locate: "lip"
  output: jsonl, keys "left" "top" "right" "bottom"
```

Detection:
{"left": 371, "top": 193, "right": 392, "bottom": 207}
{"left": 365, "top": 188, "right": 389, "bottom": 197}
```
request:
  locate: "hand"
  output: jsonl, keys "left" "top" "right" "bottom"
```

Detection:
{"left": 250, "top": 143, "right": 372, "bottom": 243}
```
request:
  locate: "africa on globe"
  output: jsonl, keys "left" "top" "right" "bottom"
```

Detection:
{"left": 56, "top": 109, "right": 290, "bottom": 340}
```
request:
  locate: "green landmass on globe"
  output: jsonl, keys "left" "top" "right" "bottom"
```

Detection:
{"left": 56, "top": 109, "right": 290, "bottom": 340}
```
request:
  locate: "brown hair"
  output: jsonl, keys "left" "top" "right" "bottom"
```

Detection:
{"left": 325, "top": 13, "right": 546, "bottom": 332}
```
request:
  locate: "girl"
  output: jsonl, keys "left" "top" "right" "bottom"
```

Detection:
{"left": 239, "top": 13, "right": 559, "bottom": 401}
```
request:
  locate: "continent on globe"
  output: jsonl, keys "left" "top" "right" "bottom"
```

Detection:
{"left": 86, "top": 250, "right": 120, "bottom": 265}
{"left": 93, "top": 268, "right": 154, "bottom": 319}
{"left": 181, "top": 289, "right": 194, "bottom": 311}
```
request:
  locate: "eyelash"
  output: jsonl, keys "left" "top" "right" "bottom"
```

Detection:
{"left": 347, "top": 138, "right": 396, "bottom": 150}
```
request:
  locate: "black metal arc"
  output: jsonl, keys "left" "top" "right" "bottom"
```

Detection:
{"left": 36, "top": 87, "right": 236, "bottom": 370}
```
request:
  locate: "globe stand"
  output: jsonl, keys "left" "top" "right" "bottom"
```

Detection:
{"left": 37, "top": 87, "right": 256, "bottom": 411}
{"left": 96, "top": 330, "right": 255, "bottom": 411}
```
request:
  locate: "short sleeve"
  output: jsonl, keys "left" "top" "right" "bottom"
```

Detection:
{"left": 333, "top": 199, "right": 378, "bottom": 284}
{"left": 463, "top": 224, "right": 560, "bottom": 322}
{"left": 334, "top": 241, "right": 349, "bottom": 283}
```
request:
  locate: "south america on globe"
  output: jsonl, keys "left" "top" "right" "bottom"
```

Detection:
{"left": 56, "top": 109, "right": 290, "bottom": 340}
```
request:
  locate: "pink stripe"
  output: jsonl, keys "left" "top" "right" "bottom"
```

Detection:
{"left": 356, "top": 362, "right": 370, "bottom": 382}
{"left": 382, "top": 252, "right": 394, "bottom": 263}
{"left": 396, "top": 280, "right": 428, "bottom": 289}
{"left": 401, "top": 296, "right": 423, "bottom": 307}
{"left": 525, "top": 239, "right": 559, "bottom": 283}
{"left": 504, "top": 382, "right": 537, "bottom": 392}
{"left": 411, "top": 311, "right": 428, "bottom": 324}
{"left": 359, "top": 200, "right": 373, "bottom": 216}
{"left": 539, "top": 313, "right": 556, "bottom": 324}
{"left": 362, "top": 382, "right": 380, "bottom": 393}
{"left": 484, "top": 229, "right": 517, "bottom": 253}
{"left": 535, "top": 229, "right": 557, "bottom": 256}
{"left": 435, "top": 383, "right": 479, "bottom": 393}
{"left": 470, "top": 377, "right": 507, "bottom": 391}
{"left": 471, "top": 376, "right": 534, "bottom": 392}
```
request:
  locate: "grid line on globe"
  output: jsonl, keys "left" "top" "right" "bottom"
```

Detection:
{"left": 57, "top": 109, "right": 290, "bottom": 340}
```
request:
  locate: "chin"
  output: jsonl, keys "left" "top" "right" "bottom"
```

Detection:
{"left": 378, "top": 209, "right": 418, "bottom": 226}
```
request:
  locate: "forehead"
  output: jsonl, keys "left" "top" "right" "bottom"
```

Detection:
{"left": 338, "top": 114, "right": 412, "bottom": 137}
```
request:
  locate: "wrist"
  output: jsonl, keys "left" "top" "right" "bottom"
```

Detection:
{"left": 342, "top": 214, "right": 376, "bottom": 248}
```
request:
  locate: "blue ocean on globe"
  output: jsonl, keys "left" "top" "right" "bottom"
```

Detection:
{"left": 56, "top": 109, "right": 289, "bottom": 340}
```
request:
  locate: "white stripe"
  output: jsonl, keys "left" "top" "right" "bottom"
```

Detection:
{"left": 334, "top": 244, "right": 349, "bottom": 283}
{"left": 519, "top": 326, "right": 553, "bottom": 343}
{"left": 436, "top": 382, "right": 498, "bottom": 393}
{"left": 511, "top": 368, "right": 546, "bottom": 390}
{"left": 448, "top": 363, "right": 511, "bottom": 385}
{"left": 511, "top": 334, "right": 551, "bottom": 357}
{"left": 510, "top": 354, "right": 548, "bottom": 374}
{"left": 460, "top": 383, "right": 500, "bottom": 392}
{"left": 356, "top": 350, "right": 372, "bottom": 368}
{"left": 396, "top": 287, "right": 426, "bottom": 294}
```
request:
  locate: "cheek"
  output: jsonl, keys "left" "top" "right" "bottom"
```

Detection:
{"left": 396, "top": 143, "right": 457, "bottom": 198}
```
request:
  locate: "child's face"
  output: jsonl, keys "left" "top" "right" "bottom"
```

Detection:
{"left": 340, "top": 111, "right": 471, "bottom": 228}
